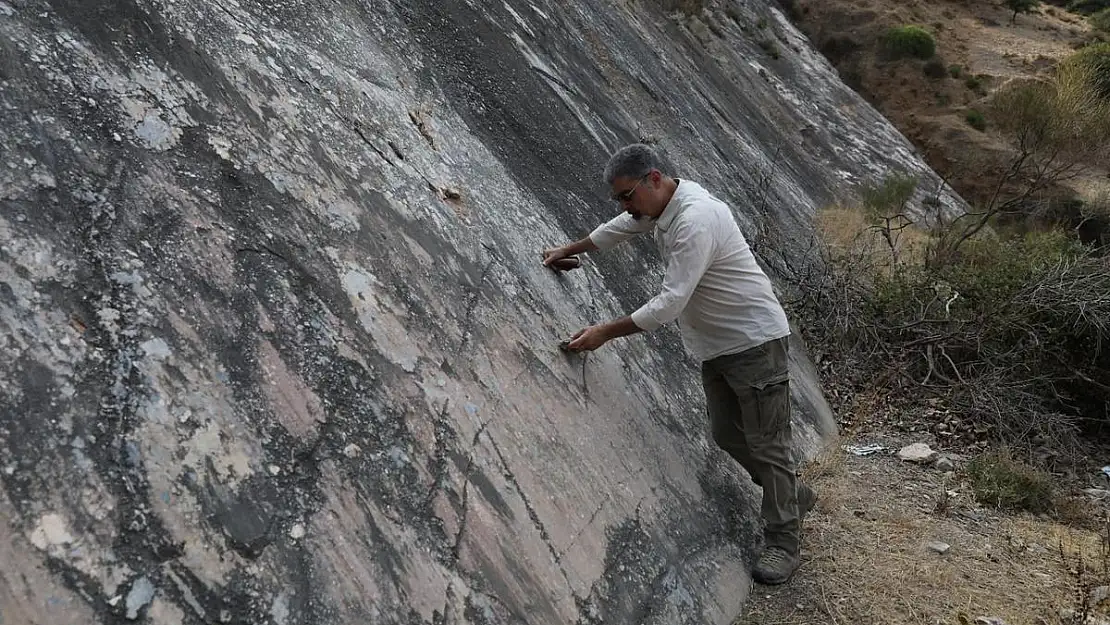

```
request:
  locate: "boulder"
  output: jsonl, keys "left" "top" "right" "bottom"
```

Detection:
{"left": 899, "top": 443, "right": 939, "bottom": 464}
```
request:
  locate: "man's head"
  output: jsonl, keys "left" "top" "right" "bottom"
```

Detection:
{"left": 604, "top": 143, "right": 677, "bottom": 221}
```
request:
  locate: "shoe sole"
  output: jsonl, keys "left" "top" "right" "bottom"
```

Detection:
{"left": 753, "top": 569, "right": 794, "bottom": 586}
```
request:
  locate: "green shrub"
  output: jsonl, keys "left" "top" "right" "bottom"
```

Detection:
{"left": 1007, "top": 0, "right": 1041, "bottom": 23}
{"left": 936, "top": 231, "right": 1086, "bottom": 316}
{"left": 883, "top": 25, "right": 936, "bottom": 60}
{"left": 924, "top": 58, "right": 948, "bottom": 79}
{"left": 1068, "top": 0, "right": 1110, "bottom": 15}
{"left": 948, "top": 64, "right": 963, "bottom": 78}
{"left": 965, "top": 108, "right": 986, "bottom": 130}
{"left": 966, "top": 451, "right": 1054, "bottom": 513}
{"left": 871, "top": 231, "right": 1083, "bottom": 326}
{"left": 965, "top": 75, "right": 983, "bottom": 91}
{"left": 1093, "top": 8, "right": 1110, "bottom": 31}
{"left": 841, "top": 223, "right": 1108, "bottom": 444}
{"left": 861, "top": 172, "right": 917, "bottom": 221}
{"left": 1063, "top": 42, "right": 1110, "bottom": 98}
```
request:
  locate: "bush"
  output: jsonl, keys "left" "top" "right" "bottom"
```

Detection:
{"left": 864, "top": 229, "right": 1108, "bottom": 443}
{"left": 1007, "top": 0, "right": 1041, "bottom": 23}
{"left": 767, "top": 177, "right": 1110, "bottom": 448}
{"left": 987, "top": 65, "right": 1110, "bottom": 167}
{"left": 965, "top": 108, "right": 986, "bottom": 130}
{"left": 1068, "top": 0, "right": 1110, "bottom": 14}
{"left": 966, "top": 451, "right": 1054, "bottom": 513}
{"left": 1063, "top": 42, "right": 1110, "bottom": 99}
{"left": 883, "top": 25, "right": 936, "bottom": 60}
{"left": 1093, "top": 8, "right": 1110, "bottom": 31}
{"left": 949, "top": 64, "right": 963, "bottom": 78}
{"left": 924, "top": 58, "right": 948, "bottom": 79}
{"left": 965, "top": 75, "right": 984, "bottom": 91}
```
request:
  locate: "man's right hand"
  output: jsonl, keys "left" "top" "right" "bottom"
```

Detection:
{"left": 542, "top": 246, "right": 571, "bottom": 267}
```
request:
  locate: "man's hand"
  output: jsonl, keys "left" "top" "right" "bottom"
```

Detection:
{"left": 563, "top": 316, "right": 643, "bottom": 352}
{"left": 542, "top": 237, "right": 598, "bottom": 268}
{"left": 542, "top": 246, "right": 571, "bottom": 267}
{"left": 566, "top": 324, "right": 612, "bottom": 352}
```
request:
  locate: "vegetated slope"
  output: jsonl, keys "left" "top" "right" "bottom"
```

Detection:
{"left": 787, "top": 0, "right": 1110, "bottom": 220}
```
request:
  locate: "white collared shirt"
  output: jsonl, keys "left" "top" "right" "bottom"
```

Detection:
{"left": 588, "top": 179, "right": 791, "bottom": 362}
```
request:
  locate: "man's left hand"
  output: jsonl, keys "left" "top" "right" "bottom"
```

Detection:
{"left": 566, "top": 324, "right": 612, "bottom": 352}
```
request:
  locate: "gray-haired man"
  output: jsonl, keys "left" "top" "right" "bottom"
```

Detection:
{"left": 542, "top": 143, "right": 817, "bottom": 585}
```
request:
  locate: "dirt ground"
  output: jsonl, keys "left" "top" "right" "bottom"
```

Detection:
{"left": 735, "top": 426, "right": 1110, "bottom": 625}
{"left": 785, "top": 0, "right": 1108, "bottom": 209}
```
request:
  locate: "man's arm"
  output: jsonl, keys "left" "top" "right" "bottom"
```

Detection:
{"left": 545, "top": 212, "right": 654, "bottom": 267}
{"left": 588, "top": 212, "right": 655, "bottom": 251}
{"left": 566, "top": 219, "right": 714, "bottom": 352}
{"left": 629, "top": 220, "right": 715, "bottom": 331}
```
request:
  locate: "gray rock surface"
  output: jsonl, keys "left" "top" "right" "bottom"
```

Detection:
{"left": 1, "top": 0, "right": 963, "bottom": 623}
{"left": 898, "top": 443, "right": 938, "bottom": 464}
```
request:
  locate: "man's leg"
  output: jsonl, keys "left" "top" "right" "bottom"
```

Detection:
{"left": 715, "top": 337, "right": 815, "bottom": 584}
{"left": 701, "top": 362, "right": 758, "bottom": 481}
{"left": 703, "top": 340, "right": 816, "bottom": 535}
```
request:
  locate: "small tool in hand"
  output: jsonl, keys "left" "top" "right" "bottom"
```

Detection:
{"left": 548, "top": 256, "right": 581, "bottom": 271}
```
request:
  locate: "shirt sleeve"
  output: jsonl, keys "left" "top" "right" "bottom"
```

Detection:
{"left": 588, "top": 212, "right": 656, "bottom": 250}
{"left": 630, "top": 219, "right": 715, "bottom": 332}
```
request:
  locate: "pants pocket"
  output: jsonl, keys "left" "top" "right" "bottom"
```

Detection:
{"left": 750, "top": 372, "right": 790, "bottom": 437}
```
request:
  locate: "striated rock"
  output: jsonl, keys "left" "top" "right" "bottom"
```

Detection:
{"left": 0, "top": 0, "right": 963, "bottom": 623}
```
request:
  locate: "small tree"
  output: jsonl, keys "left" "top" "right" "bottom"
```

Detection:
{"left": 930, "top": 60, "right": 1110, "bottom": 261}
{"left": 1007, "top": 0, "right": 1040, "bottom": 24}
{"left": 861, "top": 173, "right": 918, "bottom": 265}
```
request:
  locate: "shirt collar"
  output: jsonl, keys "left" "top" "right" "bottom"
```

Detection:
{"left": 654, "top": 178, "right": 684, "bottom": 232}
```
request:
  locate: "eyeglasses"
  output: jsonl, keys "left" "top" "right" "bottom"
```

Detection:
{"left": 612, "top": 174, "right": 648, "bottom": 202}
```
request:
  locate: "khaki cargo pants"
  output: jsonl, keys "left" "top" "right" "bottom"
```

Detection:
{"left": 702, "top": 336, "right": 808, "bottom": 555}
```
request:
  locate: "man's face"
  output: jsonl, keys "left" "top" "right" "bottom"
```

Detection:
{"left": 610, "top": 172, "right": 655, "bottom": 220}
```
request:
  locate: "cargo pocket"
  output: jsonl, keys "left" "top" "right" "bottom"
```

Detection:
{"left": 750, "top": 371, "right": 791, "bottom": 436}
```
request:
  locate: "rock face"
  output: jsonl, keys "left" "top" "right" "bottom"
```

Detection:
{"left": 1, "top": 1, "right": 961, "bottom": 624}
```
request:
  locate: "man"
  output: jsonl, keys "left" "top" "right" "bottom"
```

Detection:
{"left": 542, "top": 143, "right": 817, "bottom": 585}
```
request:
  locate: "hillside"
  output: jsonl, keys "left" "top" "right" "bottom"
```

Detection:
{"left": 785, "top": 0, "right": 1110, "bottom": 230}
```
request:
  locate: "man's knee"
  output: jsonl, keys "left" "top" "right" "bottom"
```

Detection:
{"left": 745, "top": 430, "right": 795, "bottom": 469}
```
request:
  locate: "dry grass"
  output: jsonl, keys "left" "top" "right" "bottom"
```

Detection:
{"left": 737, "top": 438, "right": 1109, "bottom": 625}
{"left": 816, "top": 205, "right": 934, "bottom": 271}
